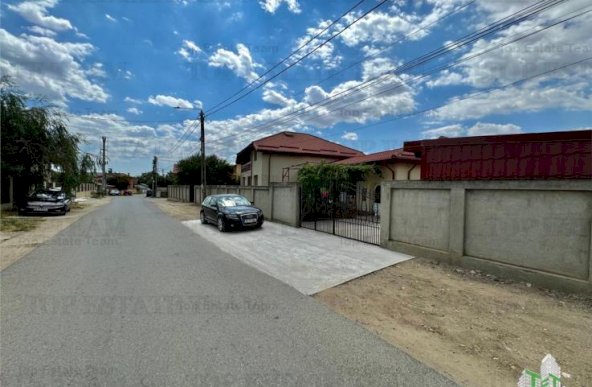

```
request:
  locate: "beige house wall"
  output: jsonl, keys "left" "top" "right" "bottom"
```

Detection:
{"left": 240, "top": 151, "right": 343, "bottom": 186}
{"left": 356, "top": 162, "right": 421, "bottom": 215}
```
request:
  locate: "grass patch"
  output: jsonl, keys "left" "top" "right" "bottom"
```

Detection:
{"left": 0, "top": 214, "right": 44, "bottom": 232}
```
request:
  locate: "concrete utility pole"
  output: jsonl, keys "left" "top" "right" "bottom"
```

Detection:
{"left": 200, "top": 110, "right": 207, "bottom": 198}
{"left": 152, "top": 156, "right": 158, "bottom": 197}
{"left": 101, "top": 136, "right": 107, "bottom": 195}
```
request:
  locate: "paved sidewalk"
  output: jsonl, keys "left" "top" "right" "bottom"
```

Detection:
{"left": 183, "top": 220, "right": 413, "bottom": 294}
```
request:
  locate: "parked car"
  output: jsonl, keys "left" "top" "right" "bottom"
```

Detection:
{"left": 123, "top": 190, "right": 132, "bottom": 196}
{"left": 109, "top": 189, "right": 120, "bottom": 196}
{"left": 200, "top": 194, "right": 264, "bottom": 232}
{"left": 19, "top": 190, "right": 71, "bottom": 216}
{"left": 146, "top": 189, "right": 153, "bottom": 197}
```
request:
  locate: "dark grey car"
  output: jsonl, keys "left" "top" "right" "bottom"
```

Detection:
{"left": 19, "top": 190, "right": 71, "bottom": 216}
{"left": 200, "top": 194, "right": 264, "bottom": 232}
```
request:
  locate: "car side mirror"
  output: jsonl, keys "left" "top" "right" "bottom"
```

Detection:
{"left": 251, "top": 201, "right": 254, "bottom": 205}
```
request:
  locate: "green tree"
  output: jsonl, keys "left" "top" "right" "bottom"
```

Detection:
{"left": 107, "top": 175, "right": 131, "bottom": 191}
{"left": 79, "top": 153, "right": 97, "bottom": 183}
{"left": 175, "top": 154, "right": 236, "bottom": 185}
{"left": 1, "top": 77, "right": 81, "bottom": 201}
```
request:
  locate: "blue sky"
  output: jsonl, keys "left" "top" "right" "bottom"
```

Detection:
{"left": 1, "top": 0, "right": 590, "bottom": 174}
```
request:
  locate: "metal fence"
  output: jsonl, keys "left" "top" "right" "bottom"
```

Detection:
{"left": 300, "top": 181, "right": 380, "bottom": 245}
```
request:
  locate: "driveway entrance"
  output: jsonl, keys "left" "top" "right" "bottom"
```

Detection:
{"left": 300, "top": 181, "right": 381, "bottom": 245}
{"left": 182, "top": 220, "right": 411, "bottom": 295}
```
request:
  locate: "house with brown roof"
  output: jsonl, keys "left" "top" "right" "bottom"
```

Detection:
{"left": 334, "top": 148, "right": 421, "bottom": 215}
{"left": 235, "top": 131, "right": 363, "bottom": 186}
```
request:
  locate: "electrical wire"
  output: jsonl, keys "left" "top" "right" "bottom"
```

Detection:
{"left": 205, "top": 0, "right": 392, "bottom": 117}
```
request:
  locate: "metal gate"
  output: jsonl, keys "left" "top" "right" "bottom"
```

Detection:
{"left": 300, "top": 181, "right": 380, "bottom": 245}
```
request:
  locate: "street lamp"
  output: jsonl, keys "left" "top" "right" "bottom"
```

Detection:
{"left": 174, "top": 107, "right": 206, "bottom": 199}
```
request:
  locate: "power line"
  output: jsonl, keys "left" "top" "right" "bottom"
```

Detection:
{"left": 342, "top": 56, "right": 592, "bottom": 133}
{"left": 208, "top": 0, "right": 570, "bottom": 144}
{"left": 206, "top": 0, "right": 369, "bottom": 114}
{"left": 246, "top": 0, "right": 569, "bottom": 133}
{"left": 166, "top": 0, "right": 389, "bottom": 156}
{"left": 164, "top": 0, "right": 478, "bottom": 155}
{"left": 313, "top": 6, "right": 591, "bottom": 123}
{"left": 292, "top": 0, "right": 478, "bottom": 98}
{"left": 205, "top": 0, "right": 392, "bottom": 118}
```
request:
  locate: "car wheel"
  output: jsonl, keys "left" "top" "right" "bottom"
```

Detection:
{"left": 200, "top": 211, "right": 208, "bottom": 224}
{"left": 217, "top": 217, "right": 227, "bottom": 232}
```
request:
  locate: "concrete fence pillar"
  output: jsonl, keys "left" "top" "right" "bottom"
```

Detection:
{"left": 380, "top": 183, "right": 392, "bottom": 247}
{"left": 448, "top": 187, "right": 466, "bottom": 263}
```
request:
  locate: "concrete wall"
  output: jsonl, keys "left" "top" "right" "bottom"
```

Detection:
{"left": 381, "top": 180, "right": 592, "bottom": 293}
{"left": 190, "top": 183, "right": 300, "bottom": 227}
{"left": 167, "top": 185, "right": 190, "bottom": 202}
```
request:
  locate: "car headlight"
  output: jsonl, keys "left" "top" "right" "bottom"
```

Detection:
{"left": 226, "top": 214, "right": 239, "bottom": 220}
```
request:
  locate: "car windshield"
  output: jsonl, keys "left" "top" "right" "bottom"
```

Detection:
{"left": 217, "top": 196, "right": 251, "bottom": 207}
{"left": 29, "top": 191, "right": 60, "bottom": 202}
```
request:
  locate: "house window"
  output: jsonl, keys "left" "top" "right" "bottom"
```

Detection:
{"left": 242, "top": 177, "right": 246, "bottom": 186}
{"left": 247, "top": 176, "right": 252, "bottom": 186}
{"left": 254, "top": 175, "right": 258, "bottom": 186}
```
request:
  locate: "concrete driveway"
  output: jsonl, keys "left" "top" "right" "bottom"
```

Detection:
{"left": 182, "top": 220, "right": 412, "bottom": 295}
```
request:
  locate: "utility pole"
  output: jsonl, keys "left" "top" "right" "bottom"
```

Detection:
{"left": 200, "top": 110, "right": 207, "bottom": 198}
{"left": 152, "top": 156, "right": 158, "bottom": 197}
{"left": 101, "top": 136, "right": 107, "bottom": 195}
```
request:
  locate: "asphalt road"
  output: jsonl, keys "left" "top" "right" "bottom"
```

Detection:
{"left": 1, "top": 197, "right": 456, "bottom": 386}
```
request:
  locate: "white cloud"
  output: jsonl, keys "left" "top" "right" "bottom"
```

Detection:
{"left": 422, "top": 124, "right": 464, "bottom": 139}
{"left": 466, "top": 122, "right": 522, "bottom": 136}
{"left": 208, "top": 43, "right": 260, "bottom": 82}
{"left": 86, "top": 63, "right": 107, "bottom": 78}
{"left": 0, "top": 29, "right": 108, "bottom": 106}
{"left": 259, "top": 0, "right": 301, "bottom": 14}
{"left": 424, "top": 0, "right": 592, "bottom": 120}
{"left": 292, "top": 20, "right": 342, "bottom": 69}
{"left": 127, "top": 107, "right": 143, "bottom": 115}
{"left": 341, "top": 132, "right": 358, "bottom": 141}
{"left": 105, "top": 14, "right": 117, "bottom": 22}
{"left": 195, "top": 72, "right": 416, "bottom": 161}
{"left": 68, "top": 113, "right": 163, "bottom": 165}
{"left": 119, "top": 69, "right": 133, "bottom": 80}
{"left": 422, "top": 122, "right": 522, "bottom": 139}
{"left": 431, "top": 82, "right": 592, "bottom": 121}
{"left": 124, "top": 97, "right": 143, "bottom": 104}
{"left": 148, "top": 94, "right": 193, "bottom": 109}
{"left": 8, "top": 0, "right": 73, "bottom": 31}
{"left": 178, "top": 39, "right": 202, "bottom": 62}
{"left": 27, "top": 25, "right": 57, "bottom": 37}
{"left": 262, "top": 89, "right": 296, "bottom": 106}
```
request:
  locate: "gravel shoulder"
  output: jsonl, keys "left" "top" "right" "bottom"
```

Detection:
{"left": 0, "top": 196, "right": 112, "bottom": 271}
{"left": 315, "top": 258, "right": 592, "bottom": 387}
{"left": 149, "top": 198, "right": 199, "bottom": 221}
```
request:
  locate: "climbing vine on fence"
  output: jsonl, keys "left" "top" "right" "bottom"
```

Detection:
{"left": 297, "top": 162, "right": 380, "bottom": 198}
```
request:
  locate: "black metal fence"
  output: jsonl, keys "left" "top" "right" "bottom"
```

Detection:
{"left": 300, "top": 181, "right": 380, "bottom": 245}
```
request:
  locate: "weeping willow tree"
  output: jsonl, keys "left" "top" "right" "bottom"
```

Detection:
{"left": 1, "top": 76, "right": 81, "bottom": 200}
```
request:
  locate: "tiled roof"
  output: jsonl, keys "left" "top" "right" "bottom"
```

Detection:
{"left": 335, "top": 148, "right": 420, "bottom": 165}
{"left": 236, "top": 132, "right": 363, "bottom": 163}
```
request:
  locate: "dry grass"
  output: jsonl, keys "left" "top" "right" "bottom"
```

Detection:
{"left": 0, "top": 211, "right": 44, "bottom": 232}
